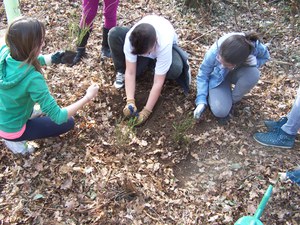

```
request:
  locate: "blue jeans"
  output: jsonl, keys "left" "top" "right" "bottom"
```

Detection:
{"left": 5, "top": 116, "right": 75, "bottom": 141}
{"left": 282, "top": 87, "right": 300, "bottom": 135}
{"left": 208, "top": 66, "right": 260, "bottom": 118}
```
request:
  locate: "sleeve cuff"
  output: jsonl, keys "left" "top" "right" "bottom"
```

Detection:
{"left": 43, "top": 54, "right": 52, "bottom": 66}
{"left": 195, "top": 96, "right": 207, "bottom": 106}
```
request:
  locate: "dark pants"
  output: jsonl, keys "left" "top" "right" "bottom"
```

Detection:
{"left": 108, "top": 26, "right": 183, "bottom": 79}
{"left": 6, "top": 116, "right": 75, "bottom": 141}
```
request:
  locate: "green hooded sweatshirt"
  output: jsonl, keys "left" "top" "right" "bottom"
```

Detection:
{"left": 0, "top": 45, "right": 68, "bottom": 133}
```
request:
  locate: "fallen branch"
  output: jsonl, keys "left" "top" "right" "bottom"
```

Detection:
{"left": 272, "top": 60, "right": 294, "bottom": 66}
{"left": 191, "top": 27, "right": 218, "bottom": 42}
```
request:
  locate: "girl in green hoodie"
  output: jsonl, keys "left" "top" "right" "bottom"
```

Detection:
{"left": 0, "top": 17, "right": 99, "bottom": 155}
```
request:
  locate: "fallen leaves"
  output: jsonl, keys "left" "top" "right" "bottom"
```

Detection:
{"left": 1, "top": 0, "right": 300, "bottom": 224}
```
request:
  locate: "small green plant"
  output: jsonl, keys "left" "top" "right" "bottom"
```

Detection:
{"left": 172, "top": 114, "right": 194, "bottom": 145}
{"left": 67, "top": 11, "right": 91, "bottom": 50}
{"left": 114, "top": 117, "right": 138, "bottom": 147}
{"left": 67, "top": 21, "right": 90, "bottom": 49}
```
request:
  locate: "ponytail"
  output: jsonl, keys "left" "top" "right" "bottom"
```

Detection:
{"left": 244, "top": 31, "right": 260, "bottom": 42}
{"left": 6, "top": 17, "right": 45, "bottom": 73}
{"left": 219, "top": 32, "right": 260, "bottom": 65}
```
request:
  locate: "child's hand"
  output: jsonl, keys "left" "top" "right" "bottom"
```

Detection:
{"left": 136, "top": 107, "right": 152, "bottom": 125}
{"left": 123, "top": 99, "right": 138, "bottom": 117}
{"left": 193, "top": 103, "right": 206, "bottom": 120}
{"left": 85, "top": 83, "right": 99, "bottom": 101}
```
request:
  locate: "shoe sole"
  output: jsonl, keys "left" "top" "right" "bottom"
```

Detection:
{"left": 187, "top": 68, "right": 191, "bottom": 86}
{"left": 253, "top": 136, "right": 293, "bottom": 149}
{"left": 100, "top": 55, "right": 112, "bottom": 60}
{"left": 114, "top": 82, "right": 124, "bottom": 89}
{"left": 4, "top": 142, "right": 35, "bottom": 155}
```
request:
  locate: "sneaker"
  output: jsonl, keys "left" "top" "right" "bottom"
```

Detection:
{"left": 253, "top": 128, "right": 296, "bottom": 149}
{"left": 114, "top": 72, "right": 125, "bottom": 89}
{"left": 4, "top": 140, "right": 35, "bottom": 155}
{"left": 101, "top": 46, "right": 111, "bottom": 59}
{"left": 264, "top": 116, "right": 288, "bottom": 131}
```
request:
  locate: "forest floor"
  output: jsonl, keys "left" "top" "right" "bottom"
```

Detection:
{"left": 0, "top": 0, "right": 300, "bottom": 224}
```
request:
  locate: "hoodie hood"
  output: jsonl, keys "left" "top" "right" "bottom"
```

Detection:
{"left": 0, "top": 45, "right": 34, "bottom": 90}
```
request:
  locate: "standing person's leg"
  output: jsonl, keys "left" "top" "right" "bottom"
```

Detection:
{"left": 103, "top": 0, "right": 119, "bottom": 29}
{"left": 13, "top": 117, "right": 75, "bottom": 141}
{"left": 73, "top": 0, "right": 99, "bottom": 65}
{"left": 80, "top": 0, "right": 99, "bottom": 28}
{"left": 102, "top": 0, "right": 119, "bottom": 58}
{"left": 229, "top": 66, "right": 260, "bottom": 103}
{"left": 208, "top": 80, "right": 232, "bottom": 118}
{"left": 282, "top": 87, "right": 300, "bottom": 135}
{"left": 253, "top": 84, "right": 299, "bottom": 148}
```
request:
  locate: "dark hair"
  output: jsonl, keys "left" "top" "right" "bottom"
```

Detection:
{"left": 219, "top": 31, "right": 260, "bottom": 65}
{"left": 129, "top": 23, "right": 156, "bottom": 55}
{"left": 5, "top": 17, "right": 45, "bottom": 73}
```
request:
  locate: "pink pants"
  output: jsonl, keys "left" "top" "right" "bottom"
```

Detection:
{"left": 80, "top": 0, "right": 119, "bottom": 29}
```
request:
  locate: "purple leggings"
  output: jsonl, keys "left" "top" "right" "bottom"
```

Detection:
{"left": 80, "top": 0, "right": 119, "bottom": 29}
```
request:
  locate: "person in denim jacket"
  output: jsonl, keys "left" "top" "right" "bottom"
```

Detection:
{"left": 194, "top": 32, "right": 270, "bottom": 122}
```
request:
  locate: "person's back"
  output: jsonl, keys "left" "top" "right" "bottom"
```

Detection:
{"left": 0, "top": 45, "right": 50, "bottom": 132}
{"left": 0, "top": 17, "right": 99, "bottom": 155}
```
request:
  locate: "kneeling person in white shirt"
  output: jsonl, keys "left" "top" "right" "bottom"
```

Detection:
{"left": 108, "top": 15, "right": 191, "bottom": 125}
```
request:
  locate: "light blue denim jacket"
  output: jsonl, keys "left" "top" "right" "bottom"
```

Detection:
{"left": 195, "top": 33, "right": 270, "bottom": 106}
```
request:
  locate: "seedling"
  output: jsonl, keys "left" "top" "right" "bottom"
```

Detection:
{"left": 62, "top": 13, "right": 91, "bottom": 65}
{"left": 172, "top": 114, "right": 194, "bottom": 145}
{"left": 114, "top": 117, "right": 138, "bottom": 147}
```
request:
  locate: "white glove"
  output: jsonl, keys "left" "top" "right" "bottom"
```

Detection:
{"left": 193, "top": 104, "right": 206, "bottom": 119}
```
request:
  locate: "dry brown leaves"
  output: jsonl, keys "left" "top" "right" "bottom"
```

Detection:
{"left": 0, "top": 0, "right": 300, "bottom": 224}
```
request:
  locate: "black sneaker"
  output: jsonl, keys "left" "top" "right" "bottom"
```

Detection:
{"left": 101, "top": 46, "right": 111, "bottom": 59}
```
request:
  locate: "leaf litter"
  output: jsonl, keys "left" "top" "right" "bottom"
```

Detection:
{"left": 0, "top": 0, "right": 300, "bottom": 224}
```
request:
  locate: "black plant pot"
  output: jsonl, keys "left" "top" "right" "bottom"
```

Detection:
{"left": 61, "top": 50, "right": 77, "bottom": 65}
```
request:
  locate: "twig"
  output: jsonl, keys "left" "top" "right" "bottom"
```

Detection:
{"left": 123, "top": 16, "right": 142, "bottom": 26}
{"left": 143, "top": 209, "right": 161, "bottom": 221}
{"left": 234, "top": 8, "right": 239, "bottom": 29}
{"left": 0, "top": 202, "right": 13, "bottom": 206}
{"left": 239, "top": 172, "right": 256, "bottom": 182}
{"left": 191, "top": 27, "right": 218, "bottom": 42}
{"left": 272, "top": 60, "right": 294, "bottom": 66}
